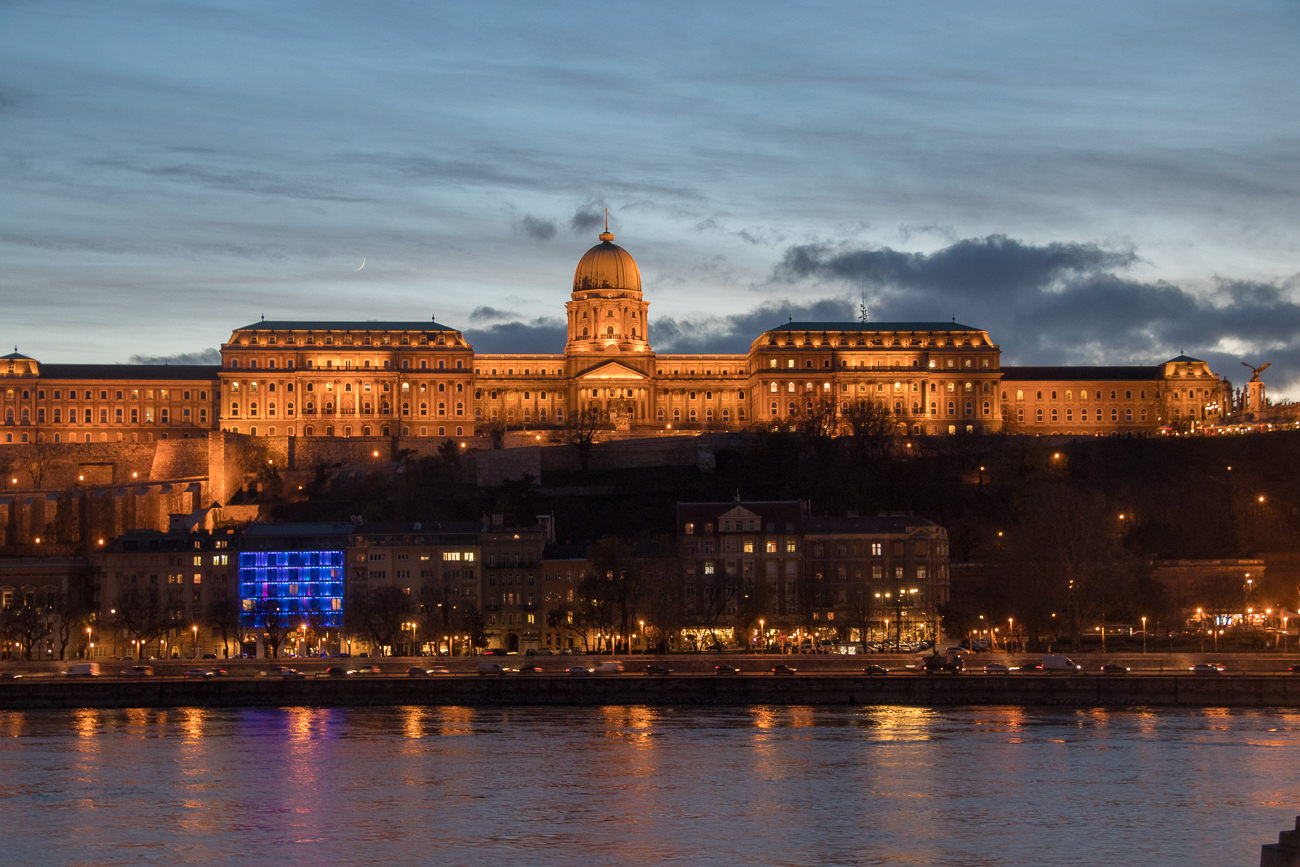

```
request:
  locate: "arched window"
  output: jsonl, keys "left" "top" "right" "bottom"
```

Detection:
{"left": 438, "top": 402, "right": 446, "bottom": 416}
{"left": 582, "top": 327, "right": 589, "bottom": 336}
{"left": 420, "top": 403, "right": 428, "bottom": 416}
{"left": 607, "top": 326, "right": 614, "bottom": 336}
{"left": 455, "top": 402, "right": 463, "bottom": 416}
{"left": 982, "top": 401, "right": 990, "bottom": 416}
{"left": 402, "top": 402, "right": 410, "bottom": 416}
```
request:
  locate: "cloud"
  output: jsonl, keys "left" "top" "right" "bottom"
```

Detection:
{"left": 772, "top": 234, "right": 1300, "bottom": 389}
{"left": 569, "top": 203, "right": 605, "bottom": 234}
{"left": 652, "top": 298, "right": 855, "bottom": 354}
{"left": 519, "top": 215, "right": 556, "bottom": 241}
{"left": 469, "top": 306, "right": 511, "bottom": 323}
{"left": 128, "top": 348, "right": 221, "bottom": 365}
{"left": 464, "top": 318, "right": 567, "bottom": 353}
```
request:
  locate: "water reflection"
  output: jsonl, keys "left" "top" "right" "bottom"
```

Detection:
{"left": 0, "top": 706, "right": 1295, "bottom": 866}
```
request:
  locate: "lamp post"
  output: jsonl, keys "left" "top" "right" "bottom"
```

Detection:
{"left": 1141, "top": 617, "right": 1147, "bottom": 654}
{"left": 192, "top": 625, "right": 198, "bottom": 659}
{"left": 1096, "top": 625, "right": 1105, "bottom": 653}
{"left": 759, "top": 618, "right": 765, "bottom": 654}
{"left": 86, "top": 626, "right": 92, "bottom": 660}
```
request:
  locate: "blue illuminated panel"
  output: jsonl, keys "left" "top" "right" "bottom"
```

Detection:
{"left": 239, "top": 550, "right": 345, "bottom": 628}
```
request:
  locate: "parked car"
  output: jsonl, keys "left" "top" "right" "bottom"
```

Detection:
{"left": 1191, "top": 663, "right": 1226, "bottom": 674}
{"left": 565, "top": 666, "right": 591, "bottom": 676}
{"left": 862, "top": 665, "right": 888, "bottom": 675}
{"left": 1100, "top": 663, "right": 1130, "bottom": 674}
{"left": 201, "top": 654, "right": 218, "bottom": 660}
{"left": 984, "top": 663, "right": 1011, "bottom": 674}
{"left": 123, "top": 665, "right": 154, "bottom": 677}
{"left": 324, "top": 666, "right": 349, "bottom": 677}
{"left": 525, "top": 648, "right": 554, "bottom": 656}
{"left": 714, "top": 664, "right": 740, "bottom": 675}
{"left": 406, "top": 667, "right": 428, "bottom": 677}
{"left": 770, "top": 664, "right": 798, "bottom": 675}
{"left": 643, "top": 664, "right": 672, "bottom": 675}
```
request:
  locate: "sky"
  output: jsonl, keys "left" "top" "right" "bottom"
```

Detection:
{"left": 2, "top": 1, "right": 1298, "bottom": 394}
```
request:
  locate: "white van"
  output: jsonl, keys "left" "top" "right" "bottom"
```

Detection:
{"left": 1042, "top": 655, "right": 1082, "bottom": 672}
{"left": 594, "top": 661, "right": 624, "bottom": 673}
{"left": 476, "top": 662, "right": 508, "bottom": 676}
{"left": 66, "top": 663, "right": 100, "bottom": 677}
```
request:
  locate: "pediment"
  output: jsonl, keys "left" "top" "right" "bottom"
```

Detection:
{"left": 575, "top": 361, "right": 649, "bottom": 381}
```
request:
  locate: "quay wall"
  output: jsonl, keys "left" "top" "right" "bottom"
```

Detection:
{"left": 5, "top": 672, "right": 1300, "bottom": 711}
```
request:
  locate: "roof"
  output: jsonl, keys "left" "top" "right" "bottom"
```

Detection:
{"left": 677, "top": 501, "right": 805, "bottom": 529}
{"left": 1167, "top": 354, "right": 1204, "bottom": 363}
{"left": 768, "top": 321, "right": 983, "bottom": 333}
{"left": 2, "top": 351, "right": 35, "bottom": 361}
{"left": 999, "top": 366, "right": 1163, "bottom": 382}
{"left": 234, "top": 320, "right": 459, "bottom": 332}
{"left": 543, "top": 542, "right": 590, "bottom": 560}
{"left": 804, "top": 515, "right": 942, "bottom": 535}
{"left": 39, "top": 364, "right": 220, "bottom": 381}
{"left": 243, "top": 522, "right": 358, "bottom": 537}
{"left": 352, "top": 520, "right": 484, "bottom": 536}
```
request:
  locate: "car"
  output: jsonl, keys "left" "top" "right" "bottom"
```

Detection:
{"left": 1017, "top": 662, "right": 1043, "bottom": 672}
{"left": 944, "top": 646, "right": 972, "bottom": 655}
{"left": 714, "top": 664, "right": 740, "bottom": 675}
{"left": 526, "top": 648, "right": 554, "bottom": 656}
{"left": 518, "top": 665, "right": 545, "bottom": 673}
{"left": 66, "top": 663, "right": 100, "bottom": 677}
{"left": 324, "top": 666, "right": 349, "bottom": 677}
{"left": 0, "top": 672, "right": 22, "bottom": 680}
{"left": 350, "top": 665, "right": 382, "bottom": 675}
{"left": 278, "top": 668, "right": 306, "bottom": 679}
{"left": 123, "top": 665, "right": 154, "bottom": 677}
{"left": 1191, "top": 663, "right": 1226, "bottom": 674}
{"left": 183, "top": 669, "right": 213, "bottom": 678}
{"left": 862, "top": 665, "right": 888, "bottom": 675}
{"left": 406, "top": 667, "right": 428, "bottom": 677}
{"left": 643, "top": 664, "right": 672, "bottom": 675}
{"left": 771, "top": 664, "right": 798, "bottom": 675}
{"left": 1100, "top": 663, "right": 1130, "bottom": 674}
{"left": 984, "top": 663, "right": 1011, "bottom": 674}
{"left": 477, "top": 662, "right": 508, "bottom": 676}
{"left": 427, "top": 667, "right": 452, "bottom": 675}
{"left": 210, "top": 669, "right": 228, "bottom": 677}
{"left": 594, "top": 661, "right": 624, "bottom": 673}
{"left": 482, "top": 649, "right": 509, "bottom": 656}
{"left": 565, "top": 666, "right": 591, "bottom": 676}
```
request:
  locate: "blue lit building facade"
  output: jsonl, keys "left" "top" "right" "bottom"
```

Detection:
{"left": 238, "top": 550, "right": 345, "bottom": 628}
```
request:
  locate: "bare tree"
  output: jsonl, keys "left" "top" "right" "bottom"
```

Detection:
{"left": 840, "top": 397, "right": 901, "bottom": 457}
{"left": 787, "top": 393, "right": 839, "bottom": 437}
{"left": 52, "top": 585, "right": 94, "bottom": 661}
{"left": 252, "top": 597, "right": 290, "bottom": 659}
{"left": 549, "top": 406, "right": 612, "bottom": 470}
{"left": 20, "top": 440, "right": 61, "bottom": 489}
{"left": 2, "top": 593, "right": 54, "bottom": 660}
{"left": 587, "top": 537, "right": 648, "bottom": 654}
{"left": 113, "top": 588, "right": 168, "bottom": 659}
{"left": 205, "top": 595, "right": 243, "bottom": 659}
{"left": 352, "top": 586, "right": 412, "bottom": 656}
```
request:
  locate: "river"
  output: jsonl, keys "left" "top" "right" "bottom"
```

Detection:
{"left": 0, "top": 705, "right": 1295, "bottom": 865}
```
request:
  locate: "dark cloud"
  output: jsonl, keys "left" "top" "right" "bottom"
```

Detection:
{"left": 464, "top": 318, "right": 567, "bottom": 353}
{"left": 469, "top": 306, "right": 511, "bottom": 323}
{"left": 128, "top": 348, "right": 221, "bottom": 365}
{"left": 519, "top": 215, "right": 557, "bottom": 241}
{"left": 652, "top": 298, "right": 855, "bottom": 354}
{"left": 773, "top": 235, "right": 1300, "bottom": 387}
{"left": 570, "top": 204, "right": 605, "bottom": 234}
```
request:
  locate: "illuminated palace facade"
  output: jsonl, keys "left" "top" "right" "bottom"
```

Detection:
{"left": 2, "top": 229, "right": 1231, "bottom": 445}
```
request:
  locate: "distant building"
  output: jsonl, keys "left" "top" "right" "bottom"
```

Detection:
{"left": 2, "top": 233, "right": 1238, "bottom": 447}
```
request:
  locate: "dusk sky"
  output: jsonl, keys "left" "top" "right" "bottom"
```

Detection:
{"left": 3, "top": 2, "right": 1298, "bottom": 393}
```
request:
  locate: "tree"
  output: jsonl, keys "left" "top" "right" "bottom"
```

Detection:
{"left": 587, "top": 537, "right": 648, "bottom": 653}
{"left": 252, "top": 597, "right": 290, "bottom": 659}
{"left": 20, "top": 440, "right": 61, "bottom": 489}
{"left": 352, "top": 586, "right": 412, "bottom": 656}
{"left": 113, "top": 588, "right": 168, "bottom": 659}
{"left": 52, "top": 585, "right": 94, "bottom": 661}
{"left": 205, "top": 595, "right": 243, "bottom": 658}
{"left": 550, "top": 406, "right": 612, "bottom": 471}
{"left": 840, "top": 397, "right": 900, "bottom": 458}
{"left": 2, "top": 594, "right": 54, "bottom": 660}
{"left": 460, "top": 604, "right": 488, "bottom": 652}
{"left": 639, "top": 539, "right": 687, "bottom": 653}
{"left": 787, "top": 393, "right": 839, "bottom": 437}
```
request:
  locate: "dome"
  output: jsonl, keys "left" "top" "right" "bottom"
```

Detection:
{"left": 572, "top": 231, "right": 641, "bottom": 294}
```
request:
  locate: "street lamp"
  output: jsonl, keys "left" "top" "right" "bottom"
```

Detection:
{"left": 1096, "top": 624, "right": 1105, "bottom": 653}
{"left": 1141, "top": 616, "right": 1147, "bottom": 653}
{"left": 191, "top": 625, "right": 198, "bottom": 659}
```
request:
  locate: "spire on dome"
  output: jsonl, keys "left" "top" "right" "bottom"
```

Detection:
{"left": 599, "top": 207, "right": 614, "bottom": 243}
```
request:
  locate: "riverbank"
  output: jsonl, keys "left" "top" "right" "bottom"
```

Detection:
{"left": 4, "top": 670, "right": 1300, "bottom": 710}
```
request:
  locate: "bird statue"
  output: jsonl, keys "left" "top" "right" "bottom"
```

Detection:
{"left": 1241, "top": 361, "right": 1271, "bottom": 382}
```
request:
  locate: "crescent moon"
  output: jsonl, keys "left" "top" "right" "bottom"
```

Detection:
{"left": 354, "top": 258, "right": 365, "bottom": 271}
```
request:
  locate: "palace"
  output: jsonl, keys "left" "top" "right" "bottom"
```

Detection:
{"left": 2, "top": 228, "right": 1233, "bottom": 445}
